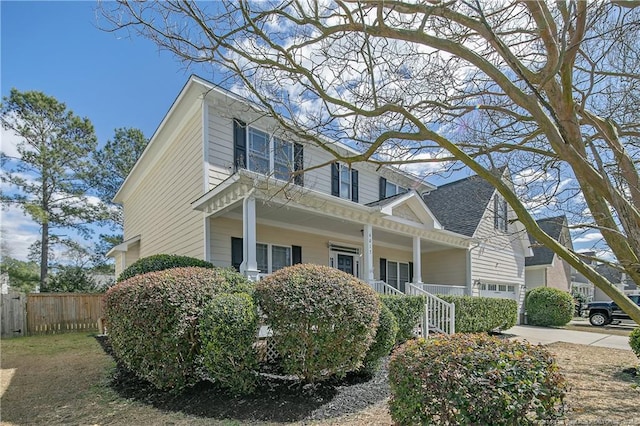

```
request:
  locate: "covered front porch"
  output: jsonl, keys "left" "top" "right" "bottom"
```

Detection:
{"left": 193, "top": 171, "right": 473, "bottom": 296}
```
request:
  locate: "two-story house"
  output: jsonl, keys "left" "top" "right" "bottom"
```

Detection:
{"left": 108, "top": 75, "right": 532, "bottom": 319}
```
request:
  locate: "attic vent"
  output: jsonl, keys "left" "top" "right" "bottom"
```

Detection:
{"left": 328, "top": 244, "right": 360, "bottom": 255}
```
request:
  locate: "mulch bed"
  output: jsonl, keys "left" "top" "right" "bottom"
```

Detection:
{"left": 95, "top": 336, "right": 390, "bottom": 423}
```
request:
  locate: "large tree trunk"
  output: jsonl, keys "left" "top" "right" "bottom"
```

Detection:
{"left": 40, "top": 221, "right": 48, "bottom": 291}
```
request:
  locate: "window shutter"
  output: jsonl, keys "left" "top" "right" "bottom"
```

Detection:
{"left": 233, "top": 119, "right": 246, "bottom": 171}
{"left": 294, "top": 143, "right": 304, "bottom": 186}
{"left": 351, "top": 169, "right": 359, "bottom": 203}
{"left": 231, "top": 237, "right": 243, "bottom": 271}
{"left": 331, "top": 163, "right": 340, "bottom": 196}
{"left": 292, "top": 245, "right": 302, "bottom": 264}
{"left": 409, "top": 262, "right": 414, "bottom": 284}
{"left": 502, "top": 199, "right": 508, "bottom": 231}
{"left": 379, "top": 177, "right": 387, "bottom": 200}
{"left": 494, "top": 195, "right": 499, "bottom": 229}
{"left": 379, "top": 258, "right": 387, "bottom": 282}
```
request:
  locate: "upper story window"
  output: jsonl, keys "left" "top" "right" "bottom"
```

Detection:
{"left": 494, "top": 194, "right": 508, "bottom": 232}
{"left": 248, "top": 128, "right": 270, "bottom": 174}
{"left": 234, "top": 119, "right": 303, "bottom": 185}
{"left": 331, "top": 163, "right": 359, "bottom": 202}
{"left": 379, "top": 177, "right": 407, "bottom": 199}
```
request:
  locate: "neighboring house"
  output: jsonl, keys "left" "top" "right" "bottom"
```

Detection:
{"left": 572, "top": 256, "right": 638, "bottom": 302}
{"left": 107, "top": 75, "right": 532, "bottom": 320}
{"left": 525, "top": 216, "right": 573, "bottom": 293}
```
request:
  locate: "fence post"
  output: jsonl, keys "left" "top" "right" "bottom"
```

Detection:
{"left": 450, "top": 302, "right": 455, "bottom": 334}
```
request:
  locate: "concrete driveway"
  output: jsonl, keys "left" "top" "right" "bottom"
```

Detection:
{"left": 506, "top": 325, "right": 632, "bottom": 351}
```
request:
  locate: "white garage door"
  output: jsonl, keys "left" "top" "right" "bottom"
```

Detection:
{"left": 478, "top": 282, "right": 518, "bottom": 300}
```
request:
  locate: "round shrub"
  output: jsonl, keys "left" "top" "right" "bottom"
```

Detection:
{"left": 255, "top": 264, "right": 380, "bottom": 382}
{"left": 526, "top": 287, "right": 574, "bottom": 327}
{"left": 381, "top": 295, "right": 424, "bottom": 344}
{"left": 117, "top": 254, "right": 214, "bottom": 282}
{"left": 630, "top": 327, "right": 640, "bottom": 360}
{"left": 389, "top": 334, "right": 567, "bottom": 425}
{"left": 199, "top": 293, "right": 259, "bottom": 395}
{"left": 104, "top": 267, "right": 253, "bottom": 391}
{"left": 360, "top": 302, "right": 399, "bottom": 376}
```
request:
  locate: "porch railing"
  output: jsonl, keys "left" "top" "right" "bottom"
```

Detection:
{"left": 406, "top": 283, "right": 456, "bottom": 336}
{"left": 369, "top": 280, "right": 404, "bottom": 296}
{"left": 416, "top": 283, "right": 467, "bottom": 296}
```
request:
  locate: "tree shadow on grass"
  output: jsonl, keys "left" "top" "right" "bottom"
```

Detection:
{"left": 96, "top": 336, "right": 389, "bottom": 423}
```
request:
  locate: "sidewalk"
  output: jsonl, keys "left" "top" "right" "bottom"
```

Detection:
{"left": 506, "top": 325, "right": 632, "bottom": 351}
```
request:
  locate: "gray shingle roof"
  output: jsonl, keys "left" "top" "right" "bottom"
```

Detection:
{"left": 365, "top": 191, "right": 408, "bottom": 208}
{"left": 421, "top": 172, "right": 500, "bottom": 237}
{"left": 525, "top": 216, "right": 566, "bottom": 267}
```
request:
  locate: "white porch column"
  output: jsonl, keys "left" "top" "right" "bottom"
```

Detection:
{"left": 412, "top": 236, "right": 423, "bottom": 283}
{"left": 363, "top": 224, "right": 374, "bottom": 283}
{"left": 241, "top": 195, "right": 260, "bottom": 281}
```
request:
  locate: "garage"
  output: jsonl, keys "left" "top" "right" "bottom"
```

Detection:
{"left": 478, "top": 281, "right": 518, "bottom": 300}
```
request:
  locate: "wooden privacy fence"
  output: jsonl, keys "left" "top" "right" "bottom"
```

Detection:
{"left": 1, "top": 291, "right": 27, "bottom": 338}
{"left": 26, "top": 293, "right": 104, "bottom": 335}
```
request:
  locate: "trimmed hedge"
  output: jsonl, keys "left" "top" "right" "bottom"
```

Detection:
{"left": 199, "top": 293, "right": 259, "bottom": 395}
{"left": 381, "top": 295, "right": 424, "bottom": 344}
{"left": 389, "top": 334, "right": 567, "bottom": 425}
{"left": 526, "top": 287, "right": 574, "bottom": 327}
{"left": 256, "top": 264, "right": 380, "bottom": 382}
{"left": 440, "top": 295, "right": 518, "bottom": 332}
{"left": 360, "top": 302, "right": 399, "bottom": 376}
{"left": 117, "top": 254, "right": 214, "bottom": 282}
{"left": 630, "top": 327, "right": 640, "bottom": 360}
{"left": 104, "top": 267, "right": 253, "bottom": 391}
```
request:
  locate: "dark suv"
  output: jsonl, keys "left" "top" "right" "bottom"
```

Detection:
{"left": 585, "top": 294, "right": 640, "bottom": 326}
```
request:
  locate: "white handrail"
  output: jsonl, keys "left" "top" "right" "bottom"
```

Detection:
{"left": 407, "top": 283, "right": 456, "bottom": 335}
{"left": 418, "top": 283, "right": 467, "bottom": 296}
{"left": 369, "top": 280, "right": 404, "bottom": 296}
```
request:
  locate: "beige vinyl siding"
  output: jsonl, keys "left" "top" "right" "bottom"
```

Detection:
{"left": 525, "top": 268, "right": 546, "bottom": 290}
{"left": 374, "top": 246, "right": 413, "bottom": 281}
{"left": 207, "top": 106, "right": 235, "bottom": 190}
{"left": 210, "top": 217, "right": 330, "bottom": 268}
{"left": 123, "top": 110, "right": 204, "bottom": 259}
{"left": 422, "top": 248, "right": 467, "bottom": 285}
{"left": 210, "top": 216, "right": 417, "bottom": 279}
{"left": 205, "top": 95, "right": 390, "bottom": 204}
{"left": 470, "top": 193, "right": 526, "bottom": 287}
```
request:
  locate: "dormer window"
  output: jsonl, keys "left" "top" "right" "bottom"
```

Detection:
{"left": 494, "top": 194, "right": 508, "bottom": 232}
{"left": 234, "top": 119, "right": 303, "bottom": 185}
{"left": 379, "top": 177, "right": 407, "bottom": 199}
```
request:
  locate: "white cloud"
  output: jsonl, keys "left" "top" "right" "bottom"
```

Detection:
{"left": 0, "top": 205, "right": 40, "bottom": 261}
{"left": 572, "top": 231, "right": 603, "bottom": 245}
{"left": 0, "top": 125, "right": 24, "bottom": 158}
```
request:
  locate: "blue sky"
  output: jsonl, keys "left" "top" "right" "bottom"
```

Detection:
{"left": 0, "top": 1, "right": 603, "bottom": 262}
{"left": 1, "top": 1, "right": 211, "bottom": 260}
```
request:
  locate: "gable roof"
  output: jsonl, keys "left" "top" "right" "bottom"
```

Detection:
{"left": 421, "top": 170, "right": 504, "bottom": 237}
{"left": 525, "top": 216, "right": 567, "bottom": 267}
{"left": 367, "top": 190, "right": 443, "bottom": 229}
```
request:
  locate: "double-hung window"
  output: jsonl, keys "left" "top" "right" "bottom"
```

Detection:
{"left": 340, "top": 165, "right": 352, "bottom": 199}
{"left": 233, "top": 119, "right": 303, "bottom": 185}
{"left": 256, "top": 243, "right": 292, "bottom": 273}
{"left": 387, "top": 261, "right": 410, "bottom": 290}
{"left": 331, "top": 163, "right": 359, "bottom": 202}
{"left": 248, "top": 128, "right": 270, "bottom": 175}
{"left": 273, "top": 137, "right": 293, "bottom": 181}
